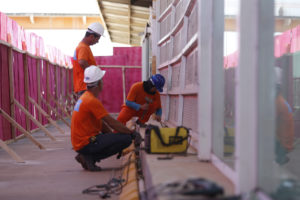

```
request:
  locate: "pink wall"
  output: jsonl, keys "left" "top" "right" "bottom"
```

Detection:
{"left": 95, "top": 47, "right": 142, "bottom": 113}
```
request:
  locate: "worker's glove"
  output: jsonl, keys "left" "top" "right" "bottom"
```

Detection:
{"left": 131, "top": 131, "right": 143, "bottom": 147}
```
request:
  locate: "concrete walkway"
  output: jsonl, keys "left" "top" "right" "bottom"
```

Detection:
{"left": 0, "top": 121, "right": 122, "bottom": 200}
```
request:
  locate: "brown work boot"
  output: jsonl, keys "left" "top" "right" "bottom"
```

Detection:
{"left": 75, "top": 154, "right": 102, "bottom": 171}
{"left": 83, "top": 154, "right": 102, "bottom": 172}
{"left": 75, "top": 154, "right": 88, "bottom": 170}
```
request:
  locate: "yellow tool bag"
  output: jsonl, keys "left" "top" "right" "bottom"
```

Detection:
{"left": 144, "top": 125, "right": 190, "bottom": 154}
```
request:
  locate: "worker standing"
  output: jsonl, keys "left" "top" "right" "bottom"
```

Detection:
{"left": 117, "top": 74, "right": 165, "bottom": 126}
{"left": 71, "top": 65, "right": 133, "bottom": 171}
{"left": 72, "top": 22, "right": 104, "bottom": 98}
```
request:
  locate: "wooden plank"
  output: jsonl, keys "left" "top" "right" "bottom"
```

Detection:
{"left": 8, "top": 47, "right": 16, "bottom": 139}
{"left": 28, "top": 97, "right": 65, "bottom": 135}
{"left": 41, "top": 97, "right": 71, "bottom": 128}
{"left": 14, "top": 100, "right": 56, "bottom": 141}
{"left": 0, "top": 139, "right": 24, "bottom": 163}
{"left": 0, "top": 108, "right": 45, "bottom": 149}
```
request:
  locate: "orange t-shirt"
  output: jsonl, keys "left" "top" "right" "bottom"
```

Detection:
{"left": 72, "top": 42, "right": 97, "bottom": 92}
{"left": 276, "top": 94, "right": 294, "bottom": 151}
{"left": 123, "top": 82, "right": 161, "bottom": 116}
{"left": 71, "top": 91, "right": 108, "bottom": 151}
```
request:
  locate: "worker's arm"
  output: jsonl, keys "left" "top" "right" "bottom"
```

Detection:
{"left": 101, "top": 120, "right": 112, "bottom": 133}
{"left": 126, "top": 100, "right": 149, "bottom": 111}
{"left": 78, "top": 59, "right": 89, "bottom": 70}
{"left": 102, "top": 115, "right": 132, "bottom": 134}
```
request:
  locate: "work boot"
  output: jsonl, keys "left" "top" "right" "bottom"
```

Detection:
{"left": 83, "top": 155, "right": 102, "bottom": 172}
{"left": 75, "top": 154, "right": 88, "bottom": 170}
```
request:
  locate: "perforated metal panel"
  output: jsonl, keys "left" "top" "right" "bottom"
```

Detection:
{"left": 171, "top": 62, "right": 181, "bottom": 90}
{"left": 169, "top": 95, "right": 179, "bottom": 123}
{"left": 159, "top": 40, "right": 171, "bottom": 64}
{"left": 173, "top": 28, "right": 183, "bottom": 57}
{"left": 175, "top": 0, "right": 184, "bottom": 25}
{"left": 160, "top": 14, "right": 172, "bottom": 40}
{"left": 160, "top": 0, "right": 172, "bottom": 16}
{"left": 187, "top": 2, "right": 198, "bottom": 41}
{"left": 185, "top": 48, "right": 198, "bottom": 86}
{"left": 160, "top": 94, "right": 167, "bottom": 120}
{"left": 182, "top": 95, "right": 198, "bottom": 131}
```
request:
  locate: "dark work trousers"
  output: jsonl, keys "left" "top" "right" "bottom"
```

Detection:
{"left": 77, "top": 133, "right": 132, "bottom": 162}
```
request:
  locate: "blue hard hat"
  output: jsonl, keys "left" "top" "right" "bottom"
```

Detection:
{"left": 150, "top": 74, "right": 165, "bottom": 92}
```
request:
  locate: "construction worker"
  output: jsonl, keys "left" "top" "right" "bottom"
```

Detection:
{"left": 71, "top": 65, "right": 134, "bottom": 171}
{"left": 117, "top": 74, "right": 165, "bottom": 126}
{"left": 72, "top": 22, "right": 104, "bottom": 98}
{"left": 275, "top": 66, "right": 294, "bottom": 165}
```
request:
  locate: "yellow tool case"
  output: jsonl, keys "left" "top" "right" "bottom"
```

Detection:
{"left": 144, "top": 125, "right": 190, "bottom": 154}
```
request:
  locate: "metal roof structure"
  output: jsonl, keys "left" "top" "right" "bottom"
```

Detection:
{"left": 97, "top": 0, "right": 151, "bottom": 46}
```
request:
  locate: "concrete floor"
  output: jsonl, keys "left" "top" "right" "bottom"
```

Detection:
{"left": 0, "top": 121, "right": 122, "bottom": 200}
{"left": 0, "top": 119, "right": 235, "bottom": 200}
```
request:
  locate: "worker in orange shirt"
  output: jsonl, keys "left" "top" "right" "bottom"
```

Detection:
{"left": 117, "top": 74, "right": 165, "bottom": 126}
{"left": 71, "top": 65, "right": 134, "bottom": 171}
{"left": 72, "top": 22, "right": 104, "bottom": 98}
{"left": 275, "top": 66, "right": 294, "bottom": 165}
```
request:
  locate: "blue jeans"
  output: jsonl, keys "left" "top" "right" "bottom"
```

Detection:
{"left": 77, "top": 133, "right": 132, "bottom": 162}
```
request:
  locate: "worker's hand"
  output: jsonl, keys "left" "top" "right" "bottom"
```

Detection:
{"left": 140, "top": 103, "right": 149, "bottom": 110}
{"left": 155, "top": 115, "right": 161, "bottom": 122}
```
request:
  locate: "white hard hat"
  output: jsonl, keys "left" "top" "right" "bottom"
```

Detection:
{"left": 84, "top": 65, "right": 106, "bottom": 83}
{"left": 87, "top": 22, "right": 104, "bottom": 36}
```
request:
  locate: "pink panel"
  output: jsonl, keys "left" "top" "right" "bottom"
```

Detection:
{"left": 0, "top": 12, "right": 7, "bottom": 42}
{"left": 48, "top": 64, "right": 57, "bottom": 120}
{"left": 6, "top": 17, "right": 13, "bottom": 44}
{"left": 226, "top": 51, "right": 238, "bottom": 68}
{"left": 124, "top": 68, "right": 142, "bottom": 96}
{"left": 11, "top": 20, "right": 19, "bottom": 48}
{"left": 13, "top": 50, "right": 26, "bottom": 136}
{"left": 41, "top": 60, "right": 48, "bottom": 125}
{"left": 182, "top": 95, "right": 198, "bottom": 131}
{"left": 0, "top": 44, "right": 12, "bottom": 140}
{"left": 25, "top": 31, "right": 32, "bottom": 53}
{"left": 113, "top": 47, "right": 142, "bottom": 66}
{"left": 68, "top": 69, "right": 73, "bottom": 94}
{"left": 27, "top": 57, "right": 38, "bottom": 130}
{"left": 98, "top": 67, "right": 123, "bottom": 113}
{"left": 291, "top": 26, "right": 300, "bottom": 53}
{"left": 95, "top": 55, "right": 126, "bottom": 65}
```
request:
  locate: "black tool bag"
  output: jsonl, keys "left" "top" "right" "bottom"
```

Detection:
{"left": 144, "top": 125, "right": 190, "bottom": 154}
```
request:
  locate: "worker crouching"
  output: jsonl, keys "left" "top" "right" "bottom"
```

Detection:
{"left": 71, "top": 65, "right": 134, "bottom": 171}
{"left": 117, "top": 74, "right": 165, "bottom": 126}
